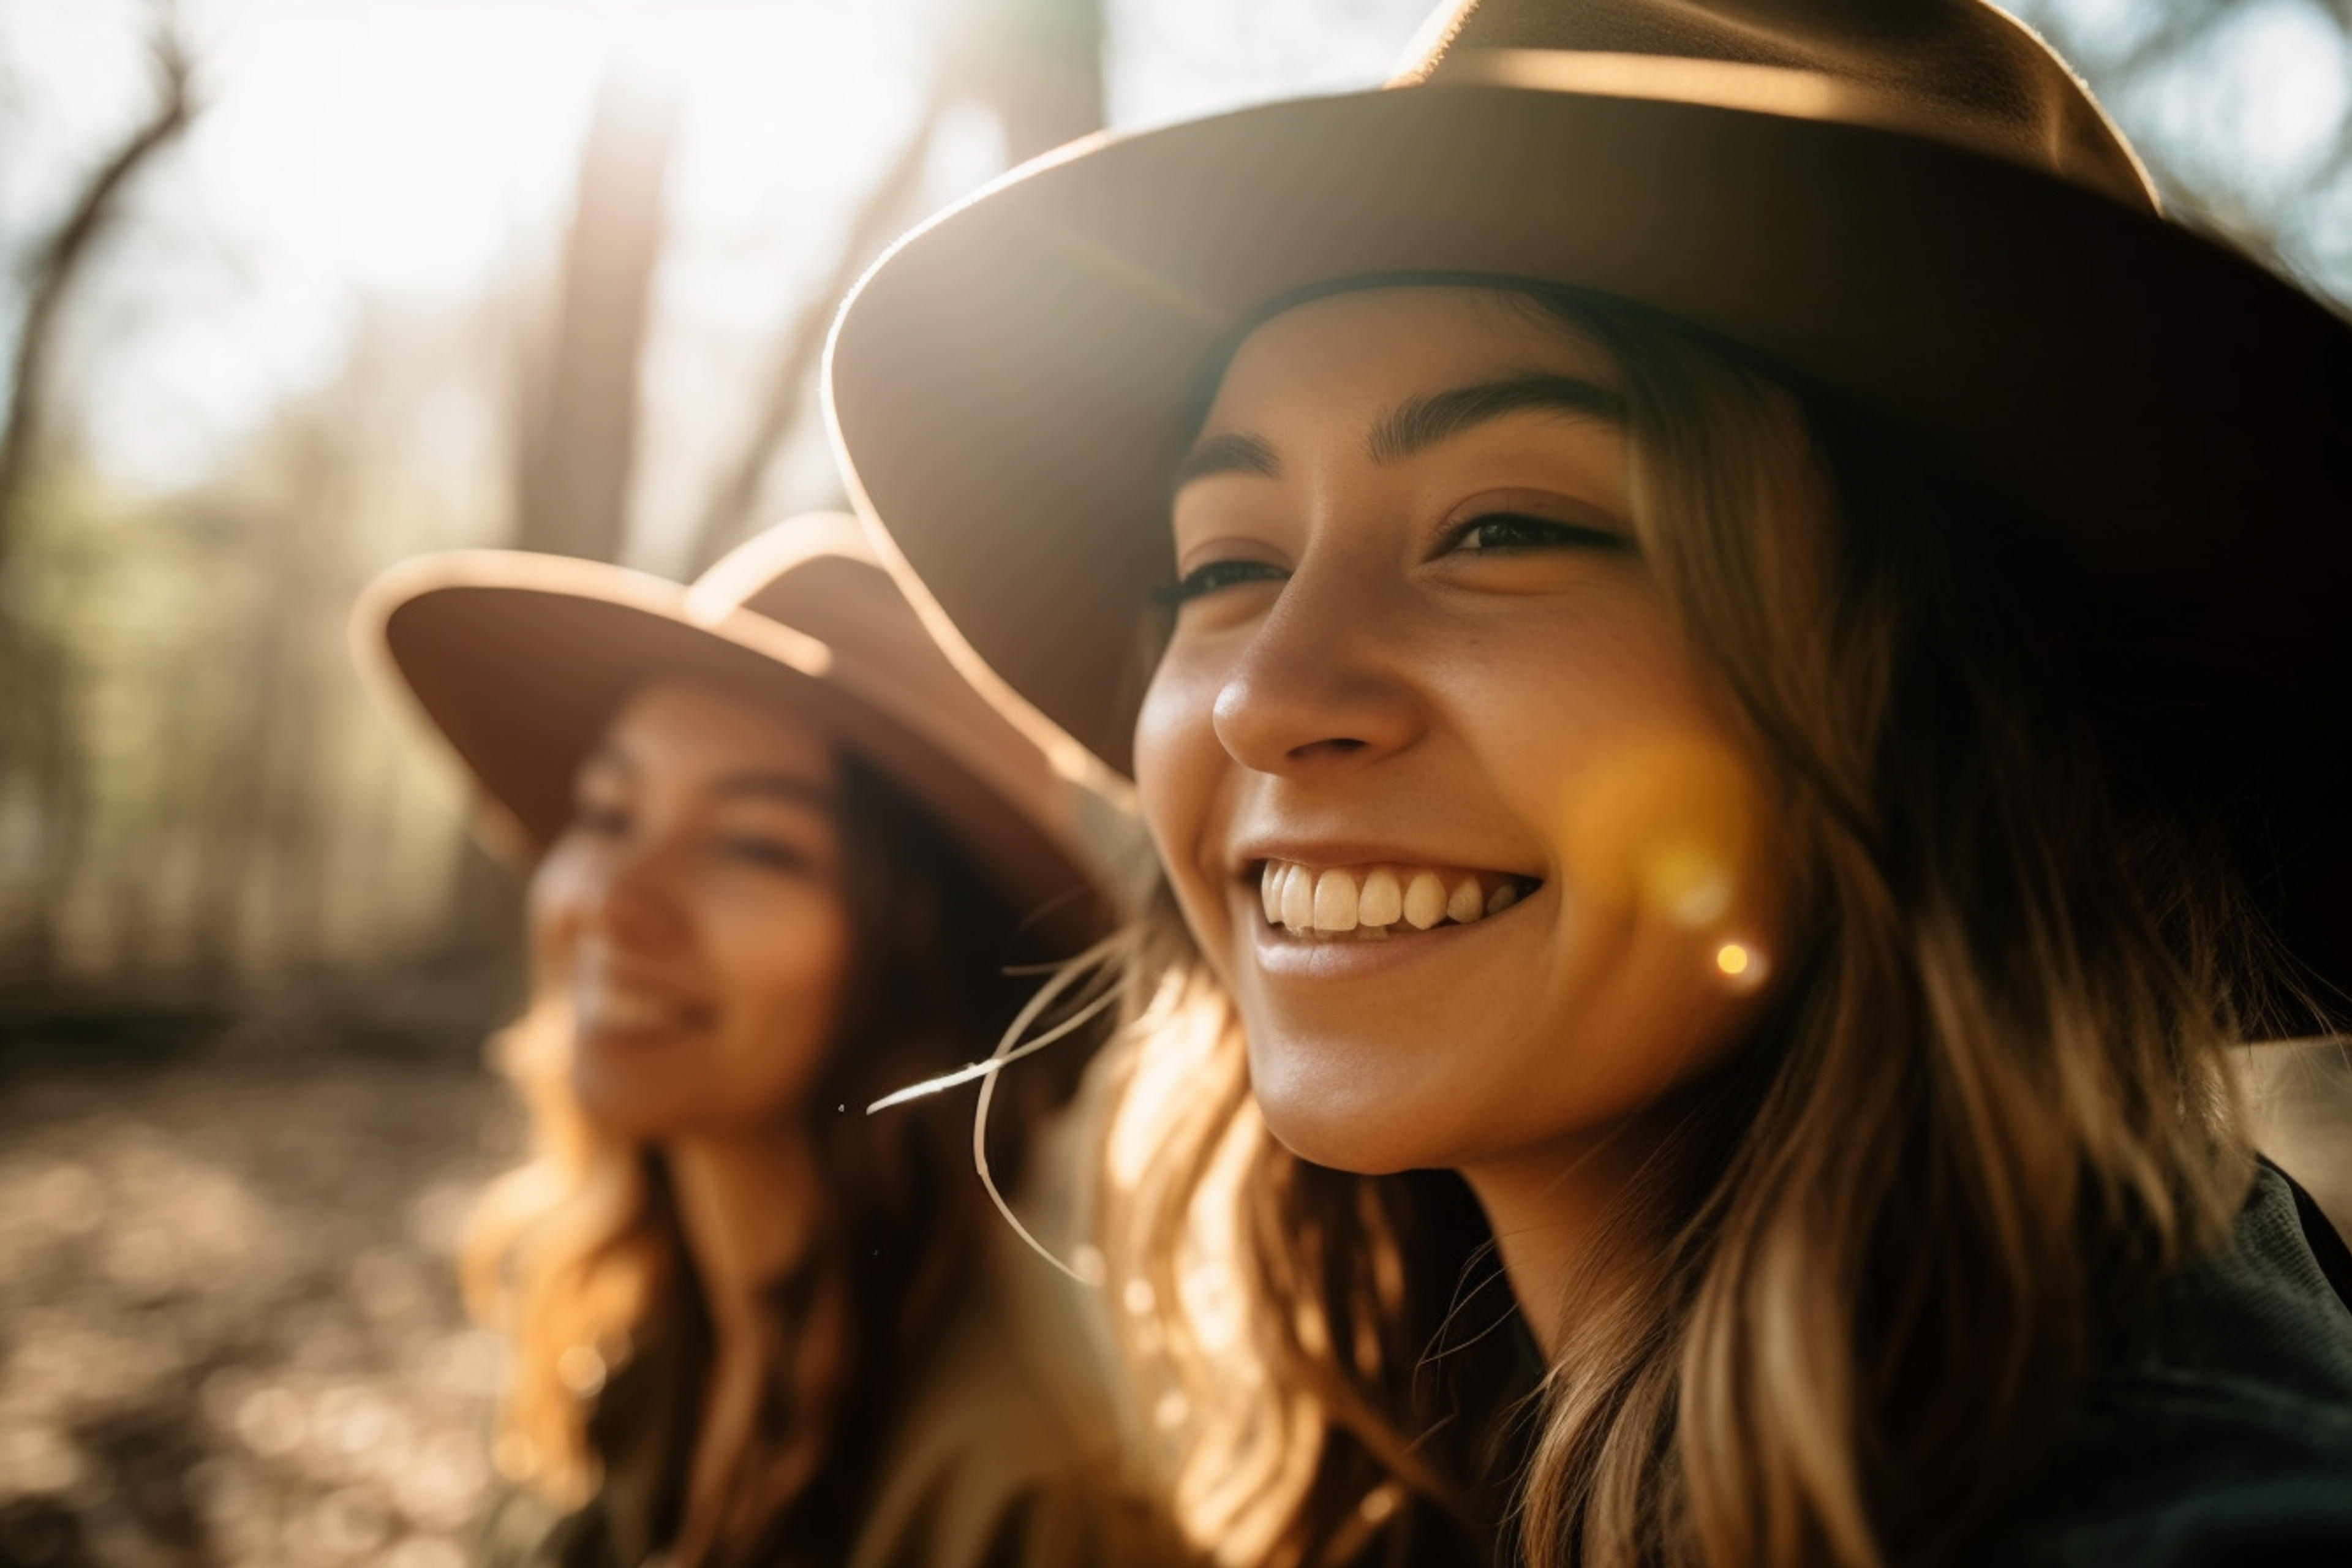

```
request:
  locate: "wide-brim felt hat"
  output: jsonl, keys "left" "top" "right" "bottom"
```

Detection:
{"left": 827, "top": 0, "right": 2352, "bottom": 997}
{"left": 354, "top": 513, "right": 1136, "bottom": 949}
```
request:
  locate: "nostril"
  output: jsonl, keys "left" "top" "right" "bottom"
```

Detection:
{"left": 1289, "top": 736, "right": 1369, "bottom": 760}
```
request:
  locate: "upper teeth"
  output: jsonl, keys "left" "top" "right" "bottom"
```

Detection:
{"left": 1257, "top": 861, "right": 1533, "bottom": 937}
{"left": 581, "top": 989, "right": 693, "bottom": 1031}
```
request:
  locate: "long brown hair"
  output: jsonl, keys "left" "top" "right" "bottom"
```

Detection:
{"left": 1098, "top": 284, "right": 2309, "bottom": 1568}
{"left": 463, "top": 748, "right": 1081, "bottom": 1566}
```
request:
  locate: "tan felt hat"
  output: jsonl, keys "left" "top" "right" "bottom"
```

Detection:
{"left": 826, "top": 0, "right": 2352, "bottom": 992}
{"left": 354, "top": 513, "right": 1137, "bottom": 948}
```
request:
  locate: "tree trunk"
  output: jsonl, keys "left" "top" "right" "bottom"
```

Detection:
{"left": 682, "top": 91, "right": 947, "bottom": 571}
{"left": 443, "top": 58, "right": 681, "bottom": 948}
{"left": 511, "top": 62, "right": 679, "bottom": 562}
{"left": 682, "top": 0, "right": 1107, "bottom": 571}
{"left": 956, "top": 0, "right": 1104, "bottom": 162}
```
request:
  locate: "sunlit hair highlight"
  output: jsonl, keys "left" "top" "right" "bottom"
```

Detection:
{"left": 1101, "top": 282, "right": 2292, "bottom": 1568}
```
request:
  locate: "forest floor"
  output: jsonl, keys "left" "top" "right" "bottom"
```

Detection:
{"left": 0, "top": 1005, "right": 2343, "bottom": 1568}
{"left": 0, "top": 1001, "right": 518, "bottom": 1568}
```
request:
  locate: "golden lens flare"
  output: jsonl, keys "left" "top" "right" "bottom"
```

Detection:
{"left": 1645, "top": 842, "right": 1735, "bottom": 929}
{"left": 1558, "top": 730, "right": 1765, "bottom": 926}
{"left": 1714, "top": 941, "right": 1769, "bottom": 993}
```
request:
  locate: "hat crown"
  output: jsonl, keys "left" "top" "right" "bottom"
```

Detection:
{"left": 695, "top": 515, "right": 1026, "bottom": 769}
{"left": 1396, "top": 0, "right": 2154, "bottom": 211}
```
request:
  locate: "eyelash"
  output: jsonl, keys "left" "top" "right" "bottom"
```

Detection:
{"left": 1443, "top": 511, "right": 1633, "bottom": 556}
{"left": 574, "top": 802, "right": 630, "bottom": 835}
{"left": 1155, "top": 512, "right": 1631, "bottom": 605}
{"left": 1152, "top": 558, "right": 1287, "bottom": 606}
{"left": 722, "top": 837, "right": 813, "bottom": 873}
{"left": 569, "top": 807, "right": 815, "bottom": 876}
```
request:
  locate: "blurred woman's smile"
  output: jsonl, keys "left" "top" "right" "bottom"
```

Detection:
{"left": 568, "top": 952, "right": 715, "bottom": 1039}
{"left": 1135, "top": 286, "right": 1790, "bottom": 1178}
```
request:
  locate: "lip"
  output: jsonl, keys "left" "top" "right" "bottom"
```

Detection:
{"left": 576, "top": 1012, "right": 714, "bottom": 1041}
{"left": 1237, "top": 877, "right": 1544, "bottom": 980}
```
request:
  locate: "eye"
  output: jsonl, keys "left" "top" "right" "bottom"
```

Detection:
{"left": 1152, "top": 557, "right": 1289, "bottom": 607}
{"left": 572, "top": 801, "right": 631, "bottom": 837}
{"left": 1444, "top": 511, "right": 1635, "bottom": 556}
{"left": 718, "top": 835, "right": 817, "bottom": 875}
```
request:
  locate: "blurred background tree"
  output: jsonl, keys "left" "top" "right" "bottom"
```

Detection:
{"left": 0, "top": 4, "right": 2343, "bottom": 1566}
{"left": 2009, "top": 0, "right": 2352, "bottom": 303}
{"left": 0, "top": 7, "right": 192, "bottom": 993}
{"left": 2, "top": 0, "right": 2340, "bottom": 1028}
{"left": 0, "top": 0, "right": 1131, "bottom": 1027}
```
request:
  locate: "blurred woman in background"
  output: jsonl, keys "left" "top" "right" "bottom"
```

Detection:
{"left": 356, "top": 514, "right": 1180, "bottom": 1568}
{"left": 826, "top": 1, "right": 2352, "bottom": 1564}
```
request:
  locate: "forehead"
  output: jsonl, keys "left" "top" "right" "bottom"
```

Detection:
{"left": 592, "top": 678, "right": 835, "bottom": 784}
{"left": 1206, "top": 286, "right": 1620, "bottom": 424}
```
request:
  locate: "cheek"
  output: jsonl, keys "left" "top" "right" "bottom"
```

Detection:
{"left": 526, "top": 846, "right": 597, "bottom": 982}
{"left": 712, "top": 891, "right": 853, "bottom": 1101}
{"left": 1553, "top": 728, "right": 1785, "bottom": 1102}
{"left": 1555, "top": 731, "right": 1776, "bottom": 952}
{"left": 1135, "top": 651, "right": 1232, "bottom": 918}
{"left": 1476, "top": 631, "right": 1790, "bottom": 1109}
{"left": 1471, "top": 617, "right": 1781, "bottom": 959}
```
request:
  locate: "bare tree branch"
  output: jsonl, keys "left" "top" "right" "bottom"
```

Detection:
{"left": 0, "top": 26, "right": 195, "bottom": 575}
{"left": 513, "top": 62, "right": 679, "bottom": 563}
{"left": 683, "top": 88, "right": 946, "bottom": 571}
{"left": 683, "top": 0, "right": 1107, "bottom": 570}
{"left": 0, "top": 12, "right": 197, "bottom": 988}
{"left": 2019, "top": 0, "right": 2351, "bottom": 312}
{"left": 2100, "top": 2, "right": 2228, "bottom": 86}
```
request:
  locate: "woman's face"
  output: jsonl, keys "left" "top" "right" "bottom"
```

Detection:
{"left": 1136, "top": 287, "right": 1790, "bottom": 1178}
{"left": 529, "top": 679, "right": 851, "bottom": 1141}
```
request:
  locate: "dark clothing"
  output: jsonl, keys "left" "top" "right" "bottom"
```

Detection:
{"left": 1977, "top": 1163, "right": 2352, "bottom": 1564}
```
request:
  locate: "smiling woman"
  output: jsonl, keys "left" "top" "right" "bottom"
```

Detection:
{"left": 355, "top": 516, "right": 1188, "bottom": 1568}
{"left": 532, "top": 684, "right": 853, "bottom": 1142}
{"left": 824, "top": 1, "right": 2352, "bottom": 1564}
{"left": 1140, "top": 288, "right": 1787, "bottom": 1193}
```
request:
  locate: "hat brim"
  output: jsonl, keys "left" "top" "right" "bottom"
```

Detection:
{"left": 356, "top": 552, "right": 1115, "bottom": 948}
{"left": 827, "top": 74, "right": 2352, "bottom": 786}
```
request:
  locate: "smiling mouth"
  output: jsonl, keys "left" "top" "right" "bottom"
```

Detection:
{"left": 1254, "top": 859, "right": 1541, "bottom": 942}
{"left": 576, "top": 987, "right": 712, "bottom": 1035}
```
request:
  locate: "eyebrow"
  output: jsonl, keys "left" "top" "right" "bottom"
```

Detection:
{"left": 1170, "top": 374, "right": 1626, "bottom": 494}
{"left": 580, "top": 749, "right": 835, "bottom": 812}
{"left": 1169, "top": 431, "right": 1280, "bottom": 493}
{"left": 710, "top": 772, "right": 836, "bottom": 811}
{"left": 1366, "top": 374, "right": 1626, "bottom": 464}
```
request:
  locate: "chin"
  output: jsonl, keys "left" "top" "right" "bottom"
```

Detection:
{"left": 573, "top": 1084, "right": 684, "bottom": 1142}
{"left": 571, "top": 1046, "right": 696, "bottom": 1140}
{"left": 1246, "top": 1030, "right": 1469, "bottom": 1177}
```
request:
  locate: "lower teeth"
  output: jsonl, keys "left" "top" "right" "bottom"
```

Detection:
{"left": 1284, "top": 922, "right": 1400, "bottom": 941}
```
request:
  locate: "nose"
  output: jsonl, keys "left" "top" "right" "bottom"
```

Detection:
{"left": 1210, "top": 548, "right": 1426, "bottom": 775}
{"left": 579, "top": 837, "right": 691, "bottom": 952}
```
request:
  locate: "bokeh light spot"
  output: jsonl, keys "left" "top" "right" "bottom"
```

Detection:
{"left": 1714, "top": 942, "right": 1770, "bottom": 994}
